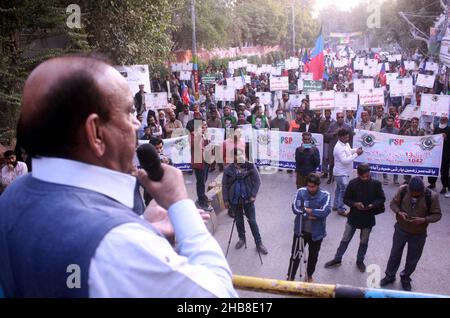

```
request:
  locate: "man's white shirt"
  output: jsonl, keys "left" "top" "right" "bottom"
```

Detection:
{"left": 32, "top": 157, "right": 237, "bottom": 298}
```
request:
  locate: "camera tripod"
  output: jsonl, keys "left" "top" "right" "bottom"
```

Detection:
{"left": 286, "top": 207, "right": 308, "bottom": 282}
{"left": 225, "top": 197, "right": 263, "bottom": 265}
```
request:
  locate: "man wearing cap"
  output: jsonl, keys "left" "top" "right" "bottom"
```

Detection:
{"left": 380, "top": 177, "right": 442, "bottom": 291}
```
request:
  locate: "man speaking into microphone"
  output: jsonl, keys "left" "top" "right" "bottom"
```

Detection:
{"left": 0, "top": 56, "right": 237, "bottom": 298}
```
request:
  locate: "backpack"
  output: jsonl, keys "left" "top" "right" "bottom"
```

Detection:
{"left": 399, "top": 186, "right": 432, "bottom": 213}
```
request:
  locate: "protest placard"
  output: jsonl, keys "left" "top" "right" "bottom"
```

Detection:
{"left": 385, "top": 72, "right": 399, "bottom": 85}
{"left": 334, "top": 92, "right": 358, "bottom": 111}
{"left": 181, "top": 63, "right": 193, "bottom": 71}
{"left": 354, "top": 130, "right": 444, "bottom": 176}
{"left": 215, "top": 85, "right": 235, "bottom": 101}
{"left": 270, "top": 76, "right": 289, "bottom": 91}
{"left": 302, "top": 80, "right": 323, "bottom": 93}
{"left": 420, "top": 94, "right": 450, "bottom": 117}
{"left": 284, "top": 57, "right": 300, "bottom": 70}
{"left": 289, "top": 94, "right": 306, "bottom": 108}
{"left": 256, "top": 92, "right": 272, "bottom": 105}
{"left": 363, "top": 65, "right": 378, "bottom": 77}
{"left": 145, "top": 92, "right": 168, "bottom": 110}
{"left": 246, "top": 63, "right": 258, "bottom": 73}
{"left": 170, "top": 63, "right": 182, "bottom": 72}
{"left": 404, "top": 61, "right": 418, "bottom": 70}
{"left": 358, "top": 88, "right": 385, "bottom": 106}
{"left": 425, "top": 62, "right": 439, "bottom": 74}
{"left": 180, "top": 71, "right": 191, "bottom": 81}
{"left": 389, "top": 78, "right": 413, "bottom": 97}
{"left": 399, "top": 104, "right": 421, "bottom": 120}
{"left": 309, "top": 91, "right": 335, "bottom": 110}
{"left": 416, "top": 74, "right": 436, "bottom": 88}
{"left": 115, "top": 64, "right": 151, "bottom": 93}
{"left": 353, "top": 78, "right": 374, "bottom": 92}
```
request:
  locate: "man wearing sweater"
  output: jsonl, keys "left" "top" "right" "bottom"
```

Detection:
{"left": 332, "top": 129, "right": 363, "bottom": 216}
{"left": 295, "top": 132, "right": 321, "bottom": 189}
{"left": 288, "top": 173, "right": 331, "bottom": 282}
{"left": 325, "top": 164, "right": 385, "bottom": 272}
{"left": 380, "top": 177, "right": 442, "bottom": 291}
{"left": 0, "top": 56, "right": 237, "bottom": 298}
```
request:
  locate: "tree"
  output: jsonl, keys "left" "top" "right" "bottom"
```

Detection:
{"left": 0, "top": 0, "right": 89, "bottom": 145}
{"left": 82, "top": 0, "right": 182, "bottom": 65}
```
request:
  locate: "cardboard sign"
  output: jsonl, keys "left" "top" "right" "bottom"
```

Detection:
{"left": 170, "top": 63, "right": 182, "bottom": 72}
{"left": 416, "top": 74, "right": 436, "bottom": 88}
{"left": 389, "top": 78, "right": 413, "bottom": 97}
{"left": 289, "top": 94, "right": 306, "bottom": 108}
{"left": 363, "top": 65, "right": 378, "bottom": 77}
{"left": 302, "top": 80, "right": 323, "bottom": 93}
{"left": 228, "top": 77, "right": 244, "bottom": 90}
{"left": 180, "top": 71, "right": 192, "bottom": 81}
{"left": 246, "top": 63, "right": 258, "bottom": 73}
{"left": 115, "top": 64, "right": 151, "bottom": 94}
{"left": 270, "top": 76, "right": 289, "bottom": 91}
{"left": 334, "top": 92, "right": 358, "bottom": 111}
{"left": 353, "top": 78, "right": 374, "bottom": 93}
{"left": 309, "top": 91, "right": 335, "bottom": 110}
{"left": 420, "top": 94, "right": 450, "bottom": 117}
{"left": 385, "top": 72, "right": 399, "bottom": 85}
{"left": 145, "top": 92, "right": 168, "bottom": 110}
{"left": 181, "top": 63, "right": 193, "bottom": 71}
{"left": 354, "top": 58, "right": 365, "bottom": 70}
{"left": 358, "top": 88, "right": 385, "bottom": 106}
{"left": 425, "top": 62, "right": 439, "bottom": 74}
{"left": 270, "top": 66, "right": 282, "bottom": 76}
{"left": 215, "top": 85, "right": 235, "bottom": 101}
{"left": 256, "top": 92, "right": 272, "bottom": 105}
{"left": 284, "top": 57, "right": 300, "bottom": 70}
{"left": 202, "top": 74, "right": 216, "bottom": 84}
{"left": 404, "top": 61, "right": 418, "bottom": 71}
{"left": 399, "top": 105, "right": 421, "bottom": 120}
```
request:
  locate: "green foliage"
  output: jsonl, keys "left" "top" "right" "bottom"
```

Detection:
{"left": 83, "top": 0, "right": 182, "bottom": 65}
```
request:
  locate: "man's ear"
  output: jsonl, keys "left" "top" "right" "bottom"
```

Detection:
{"left": 84, "top": 113, "right": 106, "bottom": 157}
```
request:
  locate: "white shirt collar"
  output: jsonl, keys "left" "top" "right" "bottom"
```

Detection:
{"left": 32, "top": 157, "right": 136, "bottom": 209}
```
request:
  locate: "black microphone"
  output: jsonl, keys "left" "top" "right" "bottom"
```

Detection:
{"left": 136, "top": 143, "right": 164, "bottom": 181}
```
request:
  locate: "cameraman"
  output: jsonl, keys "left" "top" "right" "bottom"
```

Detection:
{"left": 287, "top": 173, "right": 331, "bottom": 282}
{"left": 222, "top": 147, "right": 268, "bottom": 255}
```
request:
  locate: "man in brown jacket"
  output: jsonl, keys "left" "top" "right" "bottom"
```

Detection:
{"left": 380, "top": 177, "right": 442, "bottom": 291}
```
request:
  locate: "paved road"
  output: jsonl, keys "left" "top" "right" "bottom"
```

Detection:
{"left": 184, "top": 169, "right": 450, "bottom": 297}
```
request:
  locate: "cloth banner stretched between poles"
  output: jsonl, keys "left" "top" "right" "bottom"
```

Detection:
{"left": 353, "top": 130, "right": 444, "bottom": 177}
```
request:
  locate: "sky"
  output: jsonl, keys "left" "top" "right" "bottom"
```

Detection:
{"left": 312, "top": 0, "right": 367, "bottom": 17}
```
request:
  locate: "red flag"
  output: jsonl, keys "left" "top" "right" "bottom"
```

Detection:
{"left": 305, "top": 29, "right": 324, "bottom": 81}
{"left": 181, "top": 83, "right": 190, "bottom": 105}
{"left": 379, "top": 63, "right": 387, "bottom": 86}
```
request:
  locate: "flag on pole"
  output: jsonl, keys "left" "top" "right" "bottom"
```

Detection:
{"left": 379, "top": 62, "right": 387, "bottom": 86}
{"left": 181, "top": 82, "right": 190, "bottom": 105}
{"left": 305, "top": 27, "right": 325, "bottom": 80}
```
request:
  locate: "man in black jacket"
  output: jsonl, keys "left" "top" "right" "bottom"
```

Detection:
{"left": 134, "top": 84, "right": 146, "bottom": 115}
{"left": 325, "top": 163, "right": 385, "bottom": 272}
{"left": 295, "top": 132, "right": 321, "bottom": 189}
{"left": 299, "top": 112, "right": 318, "bottom": 133}
{"left": 222, "top": 147, "right": 268, "bottom": 255}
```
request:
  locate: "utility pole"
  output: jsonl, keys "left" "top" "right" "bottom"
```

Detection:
{"left": 292, "top": 0, "right": 296, "bottom": 56}
{"left": 191, "top": 0, "right": 199, "bottom": 97}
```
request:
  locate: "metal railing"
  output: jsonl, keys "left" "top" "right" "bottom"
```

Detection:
{"left": 233, "top": 275, "right": 450, "bottom": 298}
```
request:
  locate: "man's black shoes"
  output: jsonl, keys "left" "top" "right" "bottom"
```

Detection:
{"left": 235, "top": 239, "right": 245, "bottom": 250}
{"left": 380, "top": 276, "right": 396, "bottom": 286}
{"left": 257, "top": 243, "right": 268, "bottom": 255}
{"left": 356, "top": 262, "right": 366, "bottom": 272}
{"left": 401, "top": 280, "right": 412, "bottom": 291}
{"left": 324, "top": 259, "right": 341, "bottom": 268}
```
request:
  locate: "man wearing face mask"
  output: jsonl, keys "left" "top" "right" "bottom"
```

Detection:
{"left": 381, "top": 177, "right": 441, "bottom": 291}
{"left": 270, "top": 109, "right": 290, "bottom": 131}
{"left": 1, "top": 150, "right": 28, "bottom": 190}
{"left": 325, "top": 164, "right": 385, "bottom": 272}
{"left": 295, "top": 132, "right": 321, "bottom": 189}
